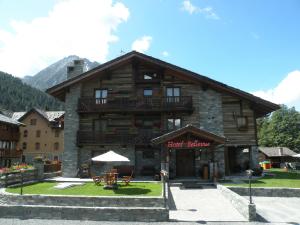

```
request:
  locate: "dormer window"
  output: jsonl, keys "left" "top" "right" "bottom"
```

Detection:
{"left": 143, "top": 72, "right": 157, "bottom": 80}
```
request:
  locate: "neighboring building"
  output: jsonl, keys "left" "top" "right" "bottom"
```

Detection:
{"left": 12, "top": 108, "right": 64, "bottom": 162}
{"left": 47, "top": 51, "right": 279, "bottom": 178}
{"left": 0, "top": 112, "right": 23, "bottom": 167}
{"left": 258, "top": 147, "right": 298, "bottom": 168}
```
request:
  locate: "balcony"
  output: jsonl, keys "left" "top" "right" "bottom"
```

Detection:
{"left": 78, "top": 96, "right": 193, "bottom": 113}
{"left": 0, "top": 149, "right": 22, "bottom": 158}
{"left": 0, "top": 130, "right": 20, "bottom": 141}
{"left": 77, "top": 130, "right": 161, "bottom": 145}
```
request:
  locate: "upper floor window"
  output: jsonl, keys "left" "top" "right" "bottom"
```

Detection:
{"left": 166, "top": 87, "right": 180, "bottom": 103}
{"left": 54, "top": 142, "right": 59, "bottom": 151}
{"left": 93, "top": 119, "right": 107, "bottom": 132}
{"left": 23, "top": 130, "right": 28, "bottom": 138}
{"left": 35, "top": 142, "right": 40, "bottom": 150}
{"left": 95, "top": 89, "right": 108, "bottom": 104}
{"left": 30, "top": 119, "right": 37, "bottom": 126}
{"left": 167, "top": 118, "right": 181, "bottom": 131}
{"left": 54, "top": 130, "right": 60, "bottom": 137}
{"left": 143, "top": 88, "right": 153, "bottom": 97}
{"left": 36, "top": 130, "right": 41, "bottom": 138}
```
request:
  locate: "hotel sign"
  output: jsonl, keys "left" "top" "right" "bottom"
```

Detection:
{"left": 166, "top": 140, "right": 210, "bottom": 148}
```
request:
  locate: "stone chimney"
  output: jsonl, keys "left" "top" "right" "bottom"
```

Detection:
{"left": 67, "top": 59, "right": 84, "bottom": 79}
{"left": 278, "top": 147, "right": 283, "bottom": 156}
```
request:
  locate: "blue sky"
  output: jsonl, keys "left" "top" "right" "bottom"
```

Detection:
{"left": 0, "top": 0, "right": 299, "bottom": 109}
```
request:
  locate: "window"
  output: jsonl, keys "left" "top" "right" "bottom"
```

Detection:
{"left": 54, "top": 142, "right": 59, "bottom": 151}
{"left": 22, "top": 142, "right": 27, "bottom": 150}
{"left": 54, "top": 156, "right": 59, "bottom": 161}
{"left": 143, "top": 150, "right": 155, "bottom": 159}
{"left": 36, "top": 130, "right": 41, "bottom": 138}
{"left": 23, "top": 130, "right": 28, "bottom": 138}
{"left": 93, "top": 119, "right": 107, "bottom": 132}
{"left": 167, "top": 118, "right": 181, "bottom": 131}
{"left": 143, "top": 88, "right": 153, "bottom": 97}
{"left": 54, "top": 130, "right": 60, "bottom": 137}
{"left": 95, "top": 89, "right": 108, "bottom": 104}
{"left": 30, "top": 119, "right": 37, "bottom": 125}
{"left": 35, "top": 142, "right": 40, "bottom": 150}
{"left": 143, "top": 72, "right": 157, "bottom": 80}
{"left": 166, "top": 87, "right": 180, "bottom": 103}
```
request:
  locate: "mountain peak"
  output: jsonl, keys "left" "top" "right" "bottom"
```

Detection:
{"left": 23, "top": 56, "right": 100, "bottom": 90}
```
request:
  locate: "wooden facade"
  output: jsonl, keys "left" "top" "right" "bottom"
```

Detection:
{"left": 47, "top": 51, "right": 280, "bottom": 178}
{"left": 0, "top": 114, "right": 22, "bottom": 167}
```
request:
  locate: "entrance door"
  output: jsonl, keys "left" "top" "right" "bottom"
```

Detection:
{"left": 176, "top": 149, "right": 195, "bottom": 177}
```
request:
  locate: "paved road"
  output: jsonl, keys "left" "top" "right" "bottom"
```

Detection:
{"left": 169, "top": 186, "right": 247, "bottom": 222}
{"left": 254, "top": 196, "right": 300, "bottom": 223}
{"left": 0, "top": 219, "right": 291, "bottom": 225}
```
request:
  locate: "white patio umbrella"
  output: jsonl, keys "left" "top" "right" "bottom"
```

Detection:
{"left": 91, "top": 150, "right": 130, "bottom": 162}
{"left": 292, "top": 154, "right": 300, "bottom": 158}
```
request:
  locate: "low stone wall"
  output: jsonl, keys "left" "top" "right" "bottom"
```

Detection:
{"left": 217, "top": 184, "right": 256, "bottom": 221}
{"left": 228, "top": 186, "right": 300, "bottom": 197}
{"left": 0, "top": 192, "right": 165, "bottom": 208}
{"left": 0, "top": 205, "right": 168, "bottom": 222}
{"left": 0, "top": 170, "right": 37, "bottom": 187}
{"left": 43, "top": 171, "right": 62, "bottom": 179}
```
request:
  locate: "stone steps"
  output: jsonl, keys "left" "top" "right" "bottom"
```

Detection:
{"left": 169, "top": 180, "right": 215, "bottom": 189}
{"left": 0, "top": 204, "right": 169, "bottom": 222}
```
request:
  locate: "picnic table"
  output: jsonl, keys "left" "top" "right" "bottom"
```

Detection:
{"left": 103, "top": 172, "right": 118, "bottom": 189}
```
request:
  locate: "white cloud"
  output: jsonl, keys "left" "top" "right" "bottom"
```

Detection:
{"left": 161, "top": 51, "right": 169, "bottom": 57}
{"left": 131, "top": 36, "right": 152, "bottom": 53}
{"left": 0, "top": 0, "right": 130, "bottom": 77}
{"left": 181, "top": 1, "right": 219, "bottom": 20}
{"left": 252, "top": 70, "right": 300, "bottom": 110}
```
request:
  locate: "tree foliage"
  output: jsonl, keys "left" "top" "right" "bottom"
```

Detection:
{"left": 257, "top": 105, "right": 300, "bottom": 153}
{"left": 0, "top": 71, "right": 63, "bottom": 111}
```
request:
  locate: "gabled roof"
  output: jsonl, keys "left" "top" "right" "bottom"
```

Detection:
{"left": 259, "top": 147, "right": 297, "bottom": 157}
{"left": 151, "top": 124, "right": 226, "bottom": 145}
{"left": 0, "top": 113, "right": 23, "bottom": 126}
{"left": 47, "top": 51, "right": 280, "bottom": 116}
{"left": 12, "top": 108, "right": 64, "bottom": 123}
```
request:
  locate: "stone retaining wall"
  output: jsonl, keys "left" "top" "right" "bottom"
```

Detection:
{"left": 0, "top": 204, "right": 168, "bottom": 222}
{"left": 217, "top": 184, "right": 256, "bottom": 221}
{"left": 228, "top": 186, "right": 300, "bottom": 197}
{"left": 0, "top": 192, "right": 164, "bottom": 208}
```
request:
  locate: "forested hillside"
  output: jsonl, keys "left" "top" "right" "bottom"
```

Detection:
{"left": 257, "top": 105, "right": 300, "bottom": 153}
{"left": 0, "top": 71, "right": 63, "bottom": 111}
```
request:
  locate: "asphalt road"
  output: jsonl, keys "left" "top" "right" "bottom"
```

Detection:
{"left": 0, "top": 219, "right": 292, "bottom": 225}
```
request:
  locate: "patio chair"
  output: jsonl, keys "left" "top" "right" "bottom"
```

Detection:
{"left": 122, "top": 170, "right": 134, "bottom": 186}
{"left": 92, "top": 176, "right": 104, "bottom": 186}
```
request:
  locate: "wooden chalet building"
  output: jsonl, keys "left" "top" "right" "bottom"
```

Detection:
{"left": 0, "top": 112, "right": 23, "bottom": 167}
{"left": 47, "top": 51, "right": 279, "bottom": 179}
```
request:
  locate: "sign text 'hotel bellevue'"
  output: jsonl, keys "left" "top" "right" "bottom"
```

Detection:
{"left": 166, "top": 140, "right": 211, "bottom": 148}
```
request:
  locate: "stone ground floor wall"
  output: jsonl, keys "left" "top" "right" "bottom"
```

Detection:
{"left": 79, "top": 145, "right": 135, "bottom": 176}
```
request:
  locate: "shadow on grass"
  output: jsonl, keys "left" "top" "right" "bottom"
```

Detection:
{"left": 112, "top": 187, "right": 151, "bottom": 195}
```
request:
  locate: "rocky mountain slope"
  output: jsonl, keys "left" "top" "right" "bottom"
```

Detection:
{"left": 23, "top": 55, "right": 99, "bottom": 90}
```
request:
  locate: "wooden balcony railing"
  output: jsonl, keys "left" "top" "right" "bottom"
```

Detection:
{"left": 0, "top": 149, "right": 22, "bottom": 158}
{"left": 0, "top": 130, "right": 20, "bottom": 141}
{"left": 78, "top": 96, "right": 193, "bottom": 113}
{"left": 77, "top": 130, "right": 162, "bottom": 145}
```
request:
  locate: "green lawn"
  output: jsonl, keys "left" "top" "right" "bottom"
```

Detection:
{"left": 6, "top": 182, "right": 162, "bottom": 196}
{"left": 223, "top": 169, "right": 300, "bottom": 188}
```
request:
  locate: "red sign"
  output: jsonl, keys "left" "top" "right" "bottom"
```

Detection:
{"left": 167, "top": 140, "right": 210, "bottom": 148}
